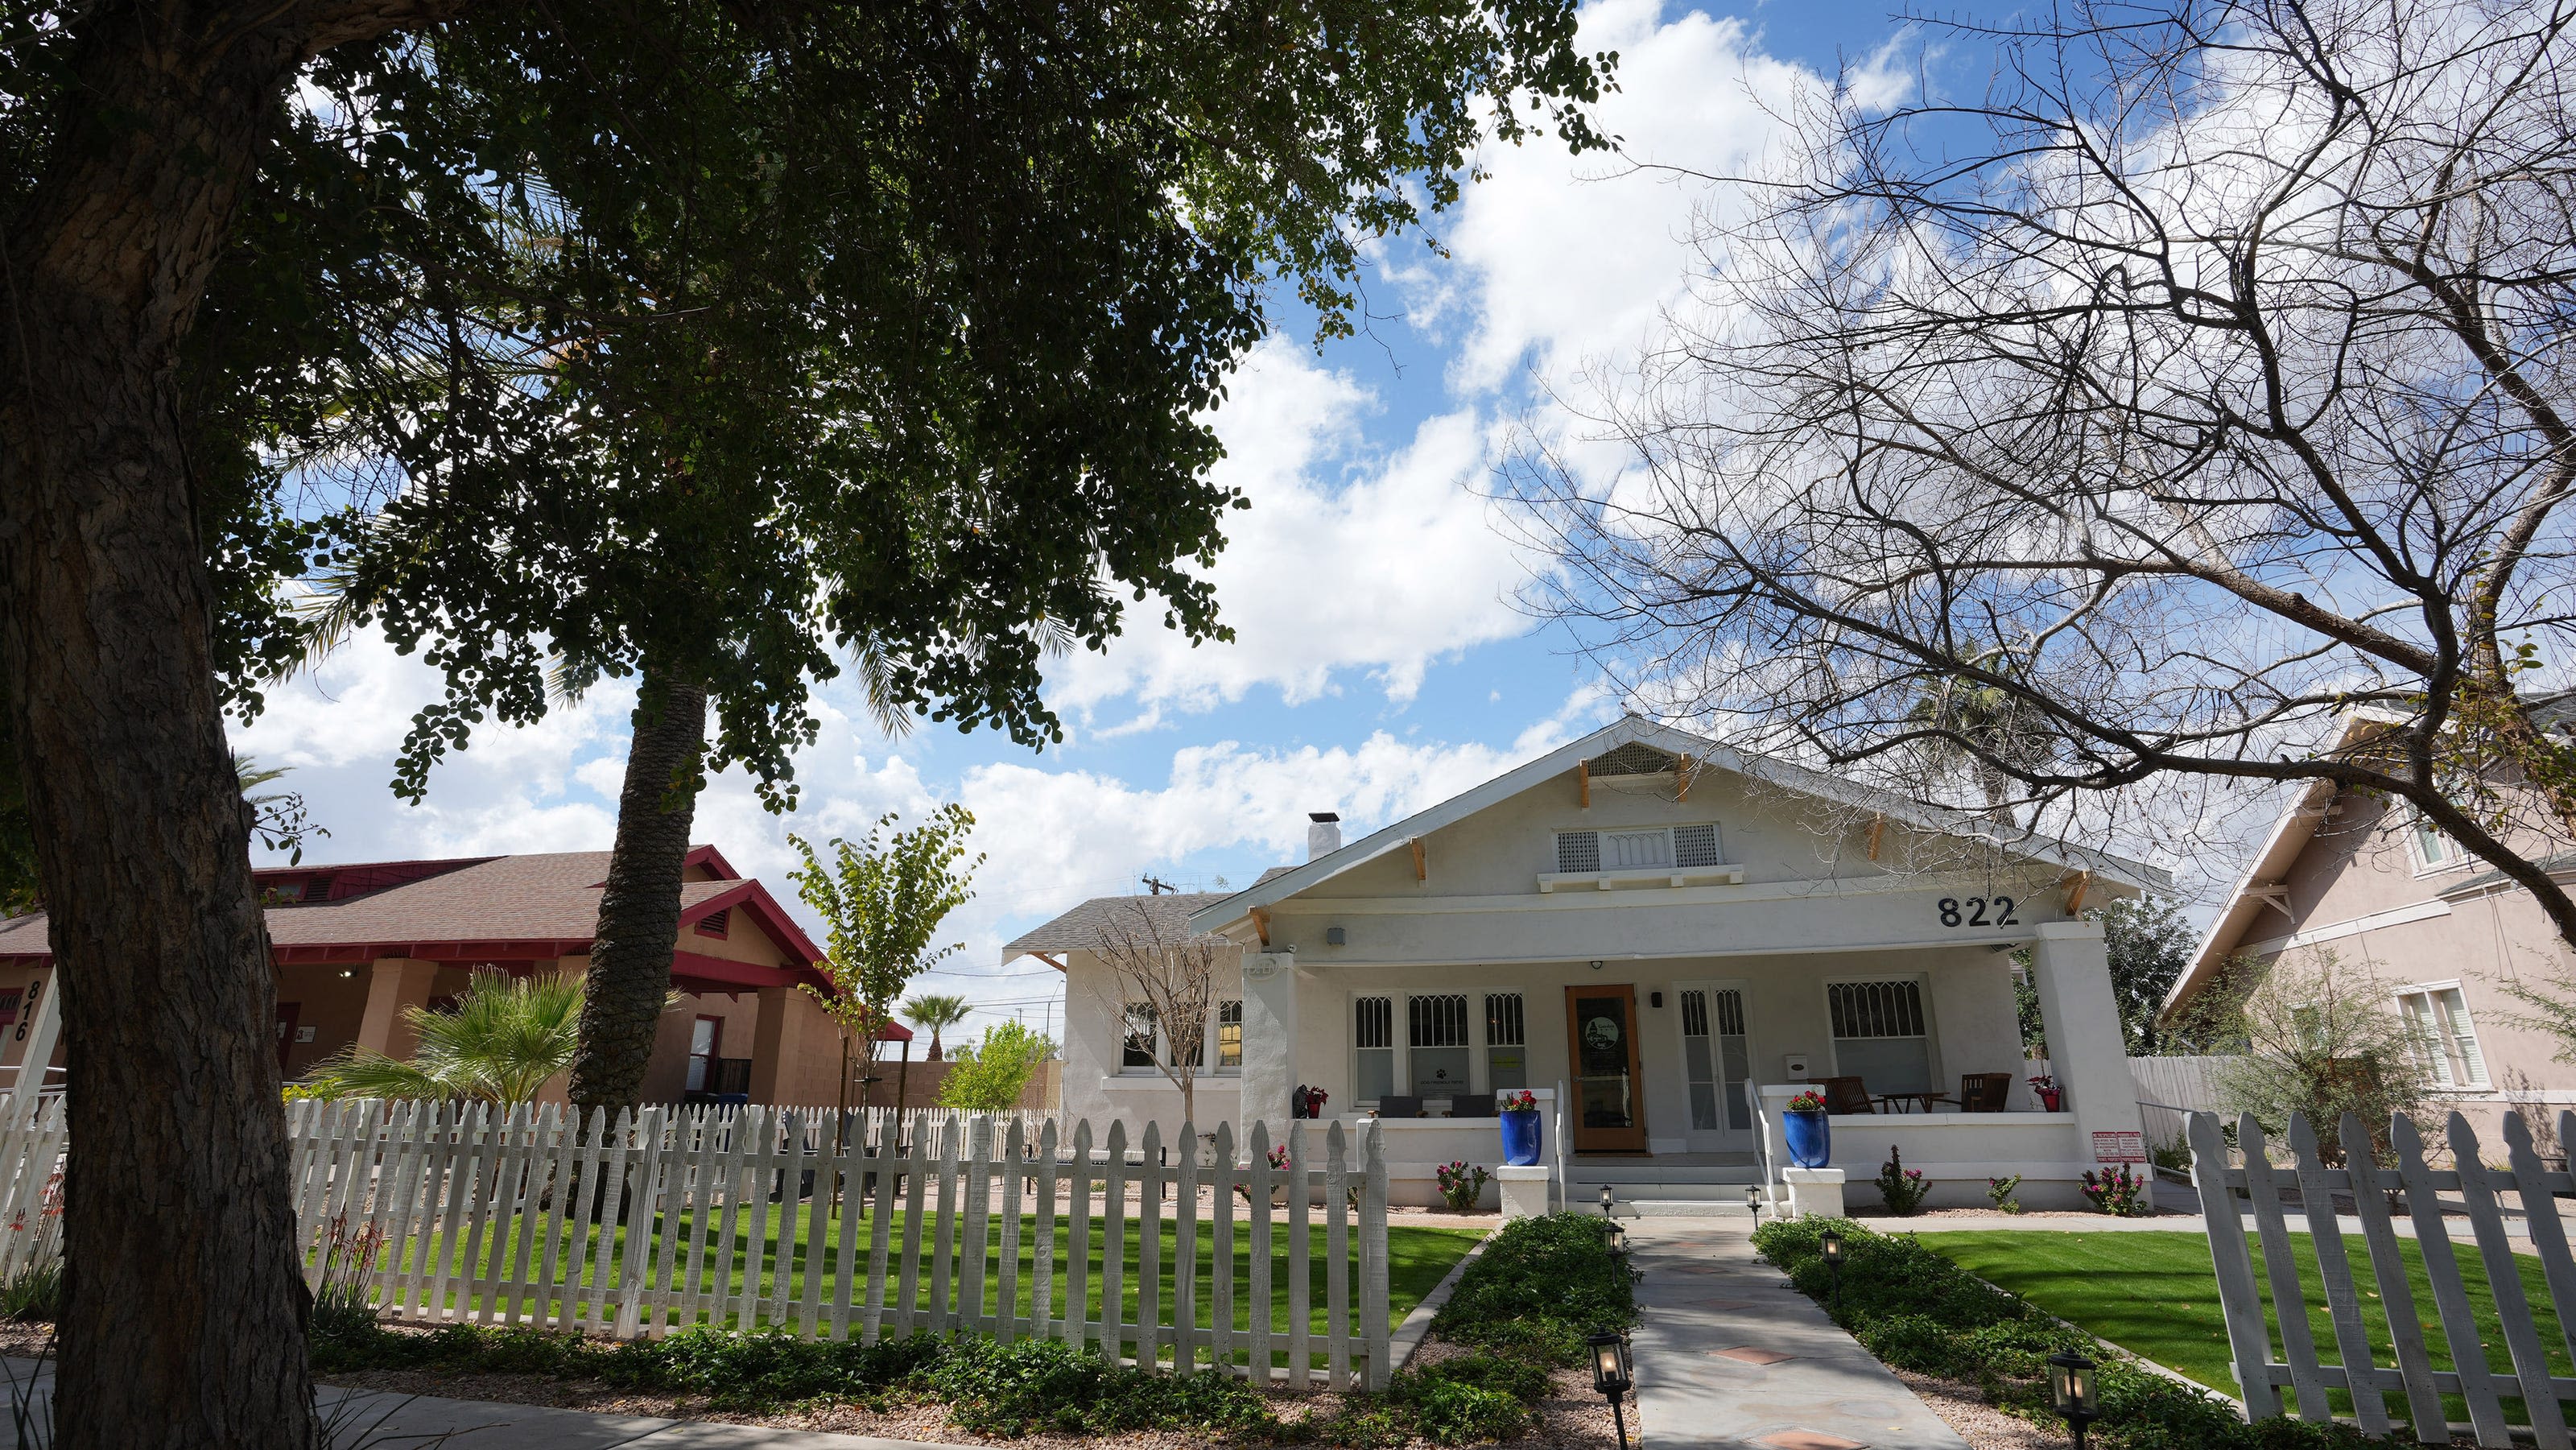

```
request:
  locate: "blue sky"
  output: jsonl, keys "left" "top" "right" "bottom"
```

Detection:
{"left": 234, "top": 2, "right": 1961, "bottom": 1039}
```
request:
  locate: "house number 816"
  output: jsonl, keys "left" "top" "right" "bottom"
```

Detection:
{"left": 1938, "top": 896, "right": 2017, "bottom": 927}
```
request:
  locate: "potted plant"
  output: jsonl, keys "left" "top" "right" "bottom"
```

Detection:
{"left": 1784, "top": 1089, "right": 1831, "bottom": 1167}
{"left": 2027, "top": 1074, "right": 2063, "bottom": 1112}
{"left": 1497, "top": 1089, "right": 1543, "bottom": 1165}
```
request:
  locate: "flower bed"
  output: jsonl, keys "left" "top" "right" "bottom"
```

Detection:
{"left": 1750, "top": 1219, "right": 2391, "bottom": 1450}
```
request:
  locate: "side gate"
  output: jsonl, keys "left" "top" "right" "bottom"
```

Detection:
{"left": 2189, "top": 1109, "right": 2576, "bottom": 1447}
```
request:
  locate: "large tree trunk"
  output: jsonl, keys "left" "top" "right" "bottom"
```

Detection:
{"left": 0, "top": 2, "right": 428, "bottom": 1440}
{"left": 569, "top": 669, "right": 710, "bottom": 1113}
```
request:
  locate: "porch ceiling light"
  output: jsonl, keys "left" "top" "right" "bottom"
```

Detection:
{"left": 2047, "top": 1352, "right": 2099, "bottom": 1450}
{"left": 1588, "top": 959, "right": 1604, "bottom": 971}
{"left": 1588, "top": 1329, "right": 1634, "bottom": 1449}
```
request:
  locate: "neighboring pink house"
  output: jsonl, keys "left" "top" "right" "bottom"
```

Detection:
{"left": 0, "top": 845, "right": 902, "bottom": 1107}
{"left": 2166, "top": 706, "right": 2576, "bottom": 1127}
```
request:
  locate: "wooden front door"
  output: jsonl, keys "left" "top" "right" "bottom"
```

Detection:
{"left": 1565, "top": 984, "right": 1649, "bottom": 1153}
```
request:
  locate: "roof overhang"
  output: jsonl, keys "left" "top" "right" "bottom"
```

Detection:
{"left": 1187, "top": 716, "right": 2165, "bottom": 937}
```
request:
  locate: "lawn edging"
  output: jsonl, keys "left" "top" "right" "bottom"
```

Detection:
{"left": 1946, "top": 1258, "right": 2240, "bottom": 1407}
{"left": 1389, "top": 1231, "right": 1494, "bottom": 1372}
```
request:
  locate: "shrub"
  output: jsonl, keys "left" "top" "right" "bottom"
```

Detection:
{"left": 931, "top": 1337, "right": 1274, "bottom": 1437}
{"left": 1432, "top": 1212, "right": 1635, "bottom": 1361}
{"left": 1396, "top": 1376, "right": 1528, "bottom": 1444}
{"left": 1986, "top": 1174, "right": 2023, "bottom": 1214}
{"left": 2081, "top": 1163, "right": 2149, "bottom": 1217}
{"left": 0, "top": 1262, "right": 59, "bottom": 1324}
{"left": 1434, "top": 1161, "right": 1490, "bottom": 1212}
{"left": 1876, "top": 1146, "right": 1930, "bottom": 1215}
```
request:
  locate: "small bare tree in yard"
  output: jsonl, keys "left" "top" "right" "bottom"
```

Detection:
{"left": 1092, "top": 901, "right": 1222, "bottom": 1129}
{"left": 1514, "top": 0, "right": 2576, "bottom": 948}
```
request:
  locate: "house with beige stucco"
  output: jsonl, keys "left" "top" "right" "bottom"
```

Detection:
{"left": 2165, "top": 700, "right": 2576, "bottom": 1132}
{"left": 1005, "top": 717, "right": 2167, "bottom": 1212}
{"left": 0, "top": 844, "right": 902, "bottom": 1107}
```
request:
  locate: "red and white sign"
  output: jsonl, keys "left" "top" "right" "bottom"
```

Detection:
{"left": 2091, "top": 1130, "right": 2147, "bottom": 1163}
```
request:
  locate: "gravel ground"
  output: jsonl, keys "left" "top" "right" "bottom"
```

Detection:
{"left": 1885, "top": 1369, "right": 2062, "bottom": 1450}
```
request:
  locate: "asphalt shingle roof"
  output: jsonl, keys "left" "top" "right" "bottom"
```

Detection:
{"left": 1004, "top": 892, "right": 1233, "bottom": 956}
{"left": 0, "top": 850, "right": 749, "bottom": 961}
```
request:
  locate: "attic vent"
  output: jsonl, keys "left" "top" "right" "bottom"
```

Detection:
{"left": 1588, "top": 742, "right": 1678, "bottom": 777}
{"left": 1674, "top": 824, "right": 1722, "bottom": 868}
{"left": 1556, "top": 830, "right": 1601, "bottom": 874}
{"left": 696, "top": 908, "right": 730, "bottom": 938}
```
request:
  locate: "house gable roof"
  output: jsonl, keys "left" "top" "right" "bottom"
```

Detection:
{"left": 1186, "top": 716, "right": 2164, "bottom": 936}
{"left": 0, "top": 846, "right": 828, "bottom": 994}
{"left": 1004, "top": 892, "right": 1232, "bottom": 965}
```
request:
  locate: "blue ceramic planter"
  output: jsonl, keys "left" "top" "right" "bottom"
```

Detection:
{"left": 1499, "top": 1108, "right": 1543, "bottom": 1166}
{"left": 1784, "top": 1109, "right": 1831, "bottom": 1168}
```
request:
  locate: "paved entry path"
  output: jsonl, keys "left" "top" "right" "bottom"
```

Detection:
{"left": 1624, "top": 1221, "right": 1970, "bottom": 1450}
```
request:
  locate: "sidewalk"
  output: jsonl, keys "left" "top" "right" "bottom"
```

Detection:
{"left": 2, "top": 1359, "right": 985, "bottom": 1449}
{"left": 1624, "top": 1221, "right": 1970, "bottom": 1450}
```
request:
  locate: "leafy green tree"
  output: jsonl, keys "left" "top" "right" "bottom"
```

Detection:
{"left": 3, "top": 0, "right": 1612, "bottom": 1436}
{"left": 788, "top": 808, "right": 982, "bottom": 1109}
{"left": 903, "top": 994, "right": 975, "bottom": 1063}
{"left": 2013, "top": 895, "right": 2199, "bottom": 1058}
{"left": 938, "top": 1022, "right": 1057, "bottom": 1112}
{"left": 299, "top": 972, "right": 584, "bottom": 1106}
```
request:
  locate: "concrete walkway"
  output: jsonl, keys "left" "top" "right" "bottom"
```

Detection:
{"left": 1624, "top": 1221, "right": 1969, "bottom": 1450}
{"left": 2, "top": 1358, "right": 984, "bottom": 1449}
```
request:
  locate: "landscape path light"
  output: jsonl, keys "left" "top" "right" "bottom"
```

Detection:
{"left": 1588, "top": 1328, "right": 1634, "bottom": 1450}
{"left": 2047, "top": 1352, "right": 2099, "bottom": 1450}
{"left": 1819, "top": 1227, "right": 1845, "bottom": 1316}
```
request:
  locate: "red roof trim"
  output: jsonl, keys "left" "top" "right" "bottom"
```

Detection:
{"left": 684, "top": 844, "right": 741, "bottom": 881}
{"left": 678, "top": 879, "right": 824, "bottom": 968}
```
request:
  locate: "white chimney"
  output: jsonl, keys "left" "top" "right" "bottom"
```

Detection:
{"left": 1307, "top": 811, "right": 1343, "bottom": 861}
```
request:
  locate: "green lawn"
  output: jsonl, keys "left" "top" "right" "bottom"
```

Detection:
{"left": 349, "top": 1203, "right": 1479, "bottom": 1361}
{"left": 1923, "top": 1230, "right": 2566, "bottom": 1423}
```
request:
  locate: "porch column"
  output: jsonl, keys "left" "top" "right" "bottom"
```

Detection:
{"left": 1239, "top": 950, "right": 1298, "bottom": 1137}
{"left": 356, "top": 958, "right": 440, "bottom": 1060}
{"left": 2029, "top": 920, "right": 2151, "bottom": 1204}
{"left": 749, "top": 985, "right": 818, "bottom": 1105}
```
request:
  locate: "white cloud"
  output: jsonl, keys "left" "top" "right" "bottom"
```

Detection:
{"left": 1046, "top": 343, "right": 1538, "bottom": 721}
{"left": 1430, "top": 1, "right": 1891, "bottom": 399}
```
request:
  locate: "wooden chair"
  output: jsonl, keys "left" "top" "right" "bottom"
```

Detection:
{"left": 1959, "top": 1072, "right": 2016, "bottom": 1113}
{"left": 1815, "top": 1076, "right": 1876, "bottom": 1114}
{"left": 1377, "top": 1095, "right": 1423, "bottom": 1119}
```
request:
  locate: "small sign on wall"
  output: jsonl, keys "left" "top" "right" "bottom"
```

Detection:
{"left": 295, "top": 1027, "right": 317, "bottom": 1043}
{"left": 2091, "top": 1130, "right": 2146, "bottom": 1163}
{"left": 1781, "top": 1053, "right": 1812, "bottom": 1078}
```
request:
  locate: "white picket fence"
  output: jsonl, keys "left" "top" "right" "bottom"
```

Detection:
{"left": 2189, "top": 1108, "right": 2576, "bottom": 1446}
{"left": 288, "top": 1100, "right": 1392, "bottom": 1389}
{"left": 0, "top": 1097, "right": 63, "bottom": 1282}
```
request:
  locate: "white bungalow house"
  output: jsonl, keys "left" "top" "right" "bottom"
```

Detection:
{"left": 1004, "top": 718, "right": 2166, "bottom": 1212}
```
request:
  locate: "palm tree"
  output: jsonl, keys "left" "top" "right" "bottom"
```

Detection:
{"left": 902, "top": 993, "right": 972, "bottom": 1061}
{"left": 300, "top": 970, "right": 583, "bottom": 1105}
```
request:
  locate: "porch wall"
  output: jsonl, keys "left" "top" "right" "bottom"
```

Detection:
{"left": 1063, "top": 944, "right": 2036, "bottom": 1170}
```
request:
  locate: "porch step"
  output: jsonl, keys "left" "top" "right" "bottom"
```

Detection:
{"left": 1617, "top": 1199, "right": 1761, "bottom": 1218}
{"left": 1568, "top": 1165, "right": 1766, "bottom": 1189}
{"left": 1579, "top": 1179, "right": 1762, "bottom": 1204}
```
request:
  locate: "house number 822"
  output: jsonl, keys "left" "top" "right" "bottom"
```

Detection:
{"left": 1938, "top": 896, "right": 2017, "bottom": 927}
